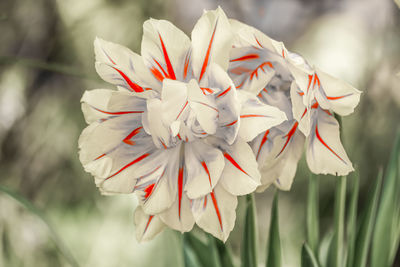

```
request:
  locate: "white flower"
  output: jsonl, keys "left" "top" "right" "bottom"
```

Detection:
{"left": 78, "top": 7, "right": 286, "bottom": 242}
{"left": 227, "top": 19, "right": 361, "bottom": 191}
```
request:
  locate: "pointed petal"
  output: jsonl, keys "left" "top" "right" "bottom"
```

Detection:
{"left": 306, "top": 110, "right": 354, "bottom": 175}
{"left": 134, "top": 207, "right": 165, "bottom": 242}
{"left": 314, "top": 68, "right": 361, "bottom": 116}
{"left": 237, "top": 90, "right": 287, "bottom": 142}
{"left": 159, "top": 160, "right": 195, "bottom": 233}
{"left": 191, "top": 7, "right": 233, "bottom": 81}
{"left": 192, "top": 184, "right": 237, "bottom": 242}
{"left": 289, "top": 81, "right": 311, "bottom": 136}
{"left": 94, "top": 38, "right": 159, "bottom": 92}
{"left": 184, "top": 140, "right": 225, "bottom": 199}
{"left": 141, "top": 19, "right": 191, "bottom": 81}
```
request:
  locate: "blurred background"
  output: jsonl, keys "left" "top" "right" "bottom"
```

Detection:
{"left": 0, "top": 0, "right": 399, "bottom": 266}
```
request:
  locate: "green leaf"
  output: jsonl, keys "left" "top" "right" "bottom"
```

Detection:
{"left": 328, "top": 176, "right": 347, "bottom": 267}
{"left": 371, "top": 129, "right": 400, "bottom": 267}
{"left": 319, "top": 231, "right": 334, "bottom": 267}
{"left": 183, "top": 232, "right": 222, "bottom": 267}
{"left": 0, "top": 185, "right": 80, "bottom": 267}
{"left": 302, "top": 242, "right": 321, "bottom": 267}
{"left": 242, "top": 194, "right": 258, "bottom": 267}
{"left": 266, "top": 191, "right": 281, "bottom": 267}
{"left": 183, "top": 234, "right": 203, "bottom": 267}
{"left": 216, "top": 239, "right": 236, "bottom": 267}
{"left": 345, "top": 171, "right": 360, "bottom": 267}
{"left": 353, "top": 170, "right": 383, "bottom": 267}
{"left": 307, "top": 173, "right": 320, "bottom": 255}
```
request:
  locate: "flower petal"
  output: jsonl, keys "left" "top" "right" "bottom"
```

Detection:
{"left": 289, "top": 81, "right": 311, "bottom": 136}
{"left": 187, "top": 79, "right": 218, "bottom": 134}
{"left": 94, "top": 38, "right": 159, "bottom": 92}
{"left": 208, "top": 137, "right": 261, "bottom": 195}
{"left": 159, "top": 159, "right": 195, "bottom": 233}
{"left": 141, "top": 19, "right": 191, "bottom": 82}
{"left": 314, "top": 68, "right": 361, "bottom": 116}
{"left": 191, "top": 7, "right": 233, "bottom": 81}
{"left": 237, "top": 90, "right": 287, "bottom": 142}
{"left": 192, "top": 184, "right": 237, "bottom": 242}
{"left": 203, "top": 63, "right": 240, "bottom": 144}
{"left": 161, "top": 79, "right": 189, "bottom": 126}
{"left": 306, "top": 109, "right": 354, "bottom": 175}
{"left": 184, "top": 140, "right": 225, "bottom": 199}
{"left": 134, "top": 207, "right": 165, "bottom": 242}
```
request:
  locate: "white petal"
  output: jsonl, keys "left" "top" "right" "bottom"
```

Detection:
{"left": 94, "top": 38, "right": 159, "bottom": 92}
{"left": 289, "top": 82, "right": 311, "bottom": 136}
{"left": 134, "top": 207, "right": 165, "bottom": 242}
{"left": 187, "top": 79, "right": 218, "bottom": 134}
{"left": 314, "top": 68, "right": 361, "bottom": 116}
{"left": 237, "top": 90, "right": 287, "bottom": 142}
{"left": 191, "top": 7, "right": 233, "bottom": 81}
{"left": 135, "top": 146, "right": 181, "bottom": 214}
{"left": 228, "top": 47, "right": 276, "bottom": 94}
{"left": 141, "top": 19, "right": 191, "bottom": 81}
{"left": 252, "top": 120, "right": 304, "bottom": 191}
{"left": 208, "top": 137, "right": 261, "bottom": 195}
{"left": 306, "top": 110, "right": 354, "bottom": 176}
{"left": 204, "top": 63, "right": 240, "bottom": 144}
{"left": 192, "top": 184, "right": 237, "bottom": 242}
{"left": 161, "top": 79, "right": 188, "bottom": 125}
{"left": 159, "top": 158, "right": 195, "bottom": 233}
{"left": 184, "top": 140, "right": 224, "bottom": 199}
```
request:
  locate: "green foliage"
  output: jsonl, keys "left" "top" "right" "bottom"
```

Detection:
{"left": 266, "top": 191, "right": 281, "bottom": 267}
{"left": 302, "top": 243, "right": 320, "bottom": 267}
{"left": 241, "top": 194, "right": 258, "bottom": 267}
{"left": 307, "top": 174, "right": 320, "bottom": 255}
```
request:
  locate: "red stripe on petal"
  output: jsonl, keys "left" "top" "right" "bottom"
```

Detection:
{"left": 224, "top": 152, "right": 249, "bottom": 176}
{"left": 153, "top": 59, "right": 169, "bottom": 78}
{"left": 94, "top": 153, "right": 106, "bottom": 160}
{"left": 250, "top": 62, "right": 274, "bottom": 80}
{"left": 256, "top": 130, "right": 269, "bottom": 160}
{"left": 93, "top": 107, "right": 143, "bottom": 115}
{"left": 178, "top": 167, "right": 184, "bottom": 219}
{"left": 203, "top": 196, "right": 208, "bottom": 209}
{"left": 150, "top": 67, "right": 164, "bottom": 82}
{"left": 313, "top": 73, "right": 321, "bottom": 88}
{"left": 223, "top": 120, "right": 238, "bottom": 127}
{"left": 176, "top": 101, "right": 189, "bottom": 120}
{"left": 230, "top": 54, "right": 259, "bottom": 62}
{"left": 326, "top": 93, "right": 353, "bottom": 100}
{"left": 276, "top": 122, "right": 298, "bottom": 157}
{"left": 123, "top": 127, "right": 142, "bottom": 145}
{"left": 210, "top": 191, "right": 223, "bottom": 231}
{"left": 216, "top": 86, "right": 231, "bottom": 98}
{"left": 306, "top": 74, "right": 313, "bottom": 92}
{"left": 143, "top": 215, "right": 154, "bottom": 235}
{"left": 111, "top": 67, "right": 144, "bottom": 92}
{"left": 201, "top": 161, "right": 212, "bottom": 186}
{"left": 315, "top": 124, "right": 346, "bottom": 163}
{"left": 144, "top": 183, "right": 155, "bottom": 199}
{"left": 240, "top": 114, "right": 267, "bottom": 118}
{"left": 200, "top": 87, "right": 214, "bottom": 95}
{"left": 199, "top": 22, "right": 217, "bottom": 81}
{"left": 106, "top": 153, "right": 150, "bottom": 179}
{"left": 183, "top": 53, "right": 190, "bottom": 79}
{"left": 158, "top": 33, "right": 176, "bottom": 80}
{"left": 254, "top": 35, "right": 264, "bottom": 48}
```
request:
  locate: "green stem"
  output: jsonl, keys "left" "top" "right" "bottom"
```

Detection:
{"left": 307, "top": 173, "right": 320, "bottom": 255}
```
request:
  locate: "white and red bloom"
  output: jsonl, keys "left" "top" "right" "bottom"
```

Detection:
{"left": 227, "top": 19, "right": 361, "bottom": 191}
{"left": 78, "top": 7, "right": 286, "bottom": 242}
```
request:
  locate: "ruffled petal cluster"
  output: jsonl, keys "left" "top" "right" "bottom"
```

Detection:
{"left": 79, "top": 8, "right": 286, "bottom": 242}
{"left": 227, "top": 19, "right": 361, "bottom": 191}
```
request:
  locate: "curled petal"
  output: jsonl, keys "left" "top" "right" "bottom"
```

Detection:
{"left": 314, "top": 68, "right": 361, "bottom": 116}
{"left": 134, "top": 207, "right": 165, "bottom": 242}
{"left": 192, "top": 184, "right": 237, "bottom": 242}
{"left": 237, "top": 90, "right": 287, "bottom": 142}
{"left": 306, "top": 110, "right": 354, "bottom": 175}
{"left": 209, "top": 137, "right": 261, "bottom": 195}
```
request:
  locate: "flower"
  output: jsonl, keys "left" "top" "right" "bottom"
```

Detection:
{"left": 227, "top": 19, "right": 361, "bottom": 191}
{"left": 78, "top": 7, "right": 286, "bottom": 242}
